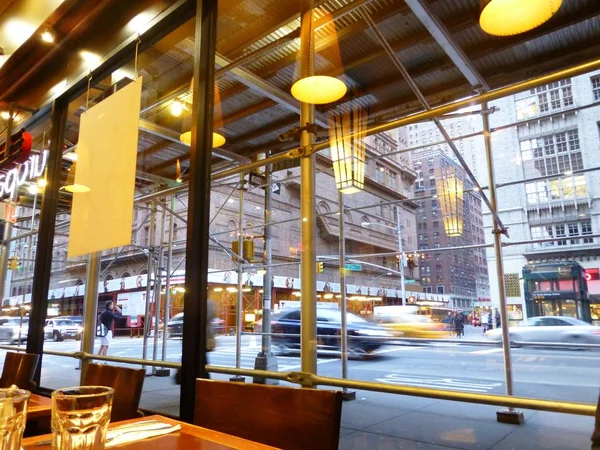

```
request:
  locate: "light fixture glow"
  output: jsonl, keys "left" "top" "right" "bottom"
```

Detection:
{"left": 27, "top": 184, "right": 39, "bottom": 195}
{"left": 242, "top": 287, "right": 252, "bottom": 293}
{"left": 324, "top": 293, "right": 334, "bottom": 299}
{"left": 256, "top": 269, "right": 267, "bottom": 275}
{"left": 226, "top": 287, "right": 237, "bottom": 293}
{"left": 479, "top": 0, "right": 562, "bottom": 36}
{"left": 170, "top": 100, "right": 183, "bottom": 117}
{"left": 213, "top": 287, "right": 223, "bottom": 292}
{"left": 292, "top": 291, "right": 301, "bottom": 297}
{"left": 291, "top": 76, "right": 347, "bottom": 104}
{"left": 37, "top": 178, "right": 47, "bottom": 188}
{"left": 80, "top": 51, "right": 101, "bottom": 68}
{"left": 63, "top": 184, "right": 91, "bottom": 193}
{"left": 0, "top": 111, "right": 11, "bottom": 120}
{"left": 435, "top": 167, "right": 464, "bottom": 237}
{"left": 179, "top": 131, "right": 226, "bottom": 148}
{"left": 328, "top": 106, "right": 367, "bottom": 194}
{"left": 41, "top": 29, "right": 55, "bottom": 43}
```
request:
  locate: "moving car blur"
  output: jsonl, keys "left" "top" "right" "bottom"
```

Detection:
{"left": 486, "top": 316, "right": 600, "bottom": 344}
{"left": 263, "top": 307, "right": 391, "bottom": 356}
{"left": 373, "top": 305, "right": 450, "bottom": 339}
{"left": 0, "top": 316, "right": 29, "bottom": 344}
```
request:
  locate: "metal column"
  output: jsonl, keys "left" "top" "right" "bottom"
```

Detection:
{"left": 80, "top": 252, "right": 101, "bottom": 383}
{"left": 299, "top": 0, "right": 318, "bottom": 375}
{"left": 482, "top": 102, "right": 523, "bottom": 424}
{"left": 142, "top": 203, "right": 156, "bottom": 368}
{"left": 232, "top": 173, "right": 245, "bottom": 381}
{"left": 152, "top": 205, "right": 166, "bottom": 375}
{"left": 17, "top": 189, "right": 37, "bottom": 346}
{"left": 0, "top": 103, "right": 15, "bottom": 300}
{"left": 338, "top": 191, "right": 355, "bottom": 400}
{"left": 396, "top": 207, "right": 406, "bottom": 305}
{"left": 161, "top": 196, "right": 175, "bottom": 363}
{"left": 180, "top": 0, "right": 218, "bottom": 422}
{"left": 253, "top": 159, "right": 278, "bottom": 383}
{"left": 26, "top": 98, "right": 68, "bottom": 384}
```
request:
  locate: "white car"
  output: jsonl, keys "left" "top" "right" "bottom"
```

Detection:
{"left": 486, "top": 316, "right": 600, "bottom": 345}
{"left": 44, "top": 318, "right": 82, "bottom": 342}
{"left": 0, "top": 317, "right": 29, "bottom": 344}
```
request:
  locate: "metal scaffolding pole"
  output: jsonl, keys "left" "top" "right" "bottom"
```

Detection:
{"left": 299, "top": 0, "right": 318, "bottom": 375}
{"left": 17, "top": 190, "right": 37, "bottom": 346}
{"left": 80, "top": 252, "right": 100, "bottom": 382}
{"left": 0, "top": 103, "right": 16, "bottom": 300}
{"left": 396, "top": 207, "right": 406, "bottom": 305}
{"left": 161, "top": 196, "right": 175, "bottom": 364}
{"left": 141, "top": 203, "right": 156, "bottom": 370}
{"left": 482, "top": 101, "right": 523, "bottom": 424}
{"left": 338, "top": 191, "right": 355, "bottom": 400}
{"left": 152, "top": 205, "right": 166, "bottom": 375}
{"left": 254, "top": 160, "right": 278, "bottom": 383}
{"left": 232, "top": 173, "right": 245, "bottom": 381}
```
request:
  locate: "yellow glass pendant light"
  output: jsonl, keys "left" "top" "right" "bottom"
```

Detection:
{"left": 291, "top": 76, "right": 347, "bottom": 105}
{"left": 480, "top": 0, "right": 562, "bottom": 36}
{"left": 179, "top": 131, "right": 226, "bottom": 148}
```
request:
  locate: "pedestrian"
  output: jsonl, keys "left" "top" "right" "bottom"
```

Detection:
{"left": 495, "top": 310, "right": 501, "bottom": 328}
{"left": 97, "top": 300, "right": 121, "bottom": 356}
{"left": 176, "top": 299, "right": 217, "bottom": 384}
{"left": 487, "top": 314, "right": 493, "bottom": 331}
{"left": 453, "top": 313, "right": 464, "bottom": 338}
{"left": 481, "top": 312, "right": 488, "bottom": 334}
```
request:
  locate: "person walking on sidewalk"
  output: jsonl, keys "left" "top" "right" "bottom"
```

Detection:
{"left": 453, "top": 313, "right": 464, "bottom": 338}
{"left": 97, "top": 300, "right": 121, "bottom": 356}
{"left": 495, "top": 310, "right": 501, "bottom": 328}
{"left": 487, "top": 314, "right": 493, "bottom": 332}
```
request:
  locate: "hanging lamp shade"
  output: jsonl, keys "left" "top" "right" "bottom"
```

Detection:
{"left": 291, "top": 10, "right": 347, "bottom": 105}
{"left": 328, "top": 106, "right": 367, "bottom": 194}
{"left": 479, "top": 0, "right": 562, "bottom": 36}
{"left": 435, "top": 167, "right": 464, "bottom": 237}
{"left": 291, "top": 76, "right": 347, "bottom": 105}
{"left": 179, "top": 77, "right": 226, "bottom": 148}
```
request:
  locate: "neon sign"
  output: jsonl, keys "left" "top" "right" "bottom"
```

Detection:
{"left": 0, "top": 150, "right": 48, "bottom": 197}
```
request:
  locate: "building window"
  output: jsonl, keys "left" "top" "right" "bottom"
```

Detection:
{"left": 433, "top": 220, "right": 439, "bottom": 228}
{"left": 582, "top": 219, "right": 593, "bottom": 244}
{"left": 555, "top": 224, "right": 567, "bottom": 246}
{"left": 519, "top": 79, "right": 573, "bottom": 119}
{"left": 433, "top": 243, "right": 441, "bottom": 248}
{"left": 431, "top": 199, "right": 438, "bottom": 209}
{"left": 437, "top": 285, "right": 445, "bottom": 295}
{"left": 428, "top": 168, "right": 434, "bottom": 176}
{"left": 433, "top": 232, "right": 440, "bottom": 240}
{"left": 388, "top": 170, "right": 397, "bottom": 188}
{"left": 376, "top": 164, "right": 385, "bottom": 183}
{"left": 592, "top": 75, "right": 600, "bottom": 101}
{"left": 428, "top": 158, "right": 434, "bottom": 166}
{"left": 435, "top": 253, "right": 441, "bottom": 260}
{"left": 568, "top": 223, "right": 579, "bottom": 245}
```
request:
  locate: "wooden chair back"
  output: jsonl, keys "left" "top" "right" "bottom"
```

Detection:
{"left": 83, "top": 363, "right": 145, "bottom": 422}
{"left": 194, "top": 379, "right": 342, "bottom": 450}
{"left": 0, "top": 352, "right": 39, "bottom": 391}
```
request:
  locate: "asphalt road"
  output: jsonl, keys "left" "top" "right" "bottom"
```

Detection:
{"left": 1, "top": 332, "right": 598, "bottom": 405}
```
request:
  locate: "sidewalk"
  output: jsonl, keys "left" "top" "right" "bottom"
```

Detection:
{"left": 139, "top": 373, "right": 596, "bottom": 450}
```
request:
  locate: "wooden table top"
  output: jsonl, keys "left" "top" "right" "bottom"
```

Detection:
{"left": 22, "top": 414, "right": 280, "bottom": 449}
{"left": 27, "top": 393, "right": 52, "bottom": 420}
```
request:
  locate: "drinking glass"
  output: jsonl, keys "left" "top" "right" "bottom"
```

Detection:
{"left": 51, "top": 386, "right": 114, "bottom": 450}
{"left": 0, "top": 387, "right": 30, "bottom": 450}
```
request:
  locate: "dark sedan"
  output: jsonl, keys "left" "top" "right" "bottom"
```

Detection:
{"left": 268, "top": 308, "right": 392, "bottom": 357}
{"left": 167, "top": 312, "right": 184, "bottom": 338}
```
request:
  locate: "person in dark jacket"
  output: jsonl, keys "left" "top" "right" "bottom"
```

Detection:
{"left": 453, "top": 313, "right": 464, "bottom": 338}
{"left": 97, "top": 300, "right": 121, "bottom": 356}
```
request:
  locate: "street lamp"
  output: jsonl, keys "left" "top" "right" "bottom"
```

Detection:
{"left": 361, "top": 209, "right": 406, "bottom": 304}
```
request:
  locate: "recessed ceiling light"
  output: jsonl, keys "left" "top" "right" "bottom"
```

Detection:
{"left": 41, "top": 29, "right": 55, "bottom": 43}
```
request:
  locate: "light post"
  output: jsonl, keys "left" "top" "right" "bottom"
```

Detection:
{"left": 362, "top": 210, "right": 406, "bottom": 305}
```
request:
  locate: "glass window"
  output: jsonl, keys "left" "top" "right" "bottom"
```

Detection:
{"left": 592, "top": 75, "right": 600, "bottom": 101}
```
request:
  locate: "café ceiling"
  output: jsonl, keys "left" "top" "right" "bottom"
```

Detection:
{"left": 0, "top": 0, "right": 599, "bottom": 187}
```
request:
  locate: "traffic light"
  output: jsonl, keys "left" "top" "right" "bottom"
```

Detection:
{"left": 7, "top": 257, "right": 19, "bottom": 271}
{"left": 232, "top": 239, "right": 255, "bottom": 262}
{"left": 316, "top": 262, "right": 324, "bottom": 274}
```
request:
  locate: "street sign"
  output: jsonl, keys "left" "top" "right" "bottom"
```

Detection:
{"left": 248, "top": 172, "right": 266, "bottom": 188}
{"left": 271, "top": 182, "right": 281, "bottom": 195}
{"left": 344, "top": 264, "right": 362, "bottom": 271}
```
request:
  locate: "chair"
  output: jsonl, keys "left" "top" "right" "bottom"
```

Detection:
{"left": 194, "top": 379, "right": 342, "bottom": 450}
{"left": 83, "top": 363, "right": 145, "bottom": 422}
{"left": 0, "top": 352, "right": 39, "bottom": 391}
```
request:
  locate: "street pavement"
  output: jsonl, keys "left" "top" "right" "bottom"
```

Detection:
{"left": 0, "top": 325, "right": 598, "bottom": 449}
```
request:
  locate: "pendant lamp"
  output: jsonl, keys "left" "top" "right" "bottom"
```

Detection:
{"left": 179, "top": 78, "right": 226, "bottom": 148}
{"left": 63, "top": 162, "right": 90, "bottom": 193}
{"left": 480, "top": 0, "right": 562, "bottom": 36}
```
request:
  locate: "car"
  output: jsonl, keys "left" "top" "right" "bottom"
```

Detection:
{"left": 268, "top": 308, "right": 392, "bottom": 357}
{"left": 167, "top": 312, "right": 184, "bottom": 338}
{"left": 374, "top": 313, "right": 449, "bottom": 339}
{"left": 0, "top": 317, "right": 29, "bottom": 344}
{"left": 472, "top": 315, "right": 481, "bottom": 327}
{"left": 44, "top": 318, "right": 82, "bottom": 341}
{"left": 486, "top": 316, "right": 600, "bottom": 345}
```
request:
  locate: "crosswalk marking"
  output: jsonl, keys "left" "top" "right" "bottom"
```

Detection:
{"left": 471, "top": 348, "right": 503, "bottom": 355}
{"left": 376, "top": 373, "right": 503, "bottom": 393}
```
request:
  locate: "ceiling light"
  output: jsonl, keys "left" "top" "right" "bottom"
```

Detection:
{"left": 80, "top": 51, "right": 101, "bottom": 68}
{"left": 179, "top": 131, "right": 226, "bottom": 148}
{"left": 27, "top": 184, "right": 39, "bottom": 195}
{"left": 242, "top": 288, "right": 252, "bottom": 292}
{"left": 256, "top": 269, "right": 267, "bottom": 275}
{"left": 41, "top": 29, "right": 55, "bottom": 43}
{"left": 291, "top": 76, "right": 347, "bottom": 105}
{"left": 213, "top": 287, "right": 223, "bottom": 292}
{"left": 37, "top": 179, "right": 47, "bottom": 188}
{"left": 63, "top": 184, "right": 91, "bottom": 193}
{"left": 0, "top": 112, "right": 11, "bottom": 120}
{"left": 479, "top": 0, "right": 562, "bottom": 36}
{"left": 170, "top": 101, "right": 183, "bottom": 117}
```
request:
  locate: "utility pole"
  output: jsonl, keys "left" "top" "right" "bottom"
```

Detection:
{"left": 396, "top": 206, "right": 406, "bottom": 305}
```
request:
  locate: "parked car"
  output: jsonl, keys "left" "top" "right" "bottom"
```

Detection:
{"left": 268, "top": 308, "right": 392, "bottom": 357}
{"left": 44, "top": 318, "right": 82, "bottom": 341}
{"left": 472, "top": 315, "right": 481, "bottom": 327}
{"left": 0, "top": 316, "right": 29, "bottom": 344}
{"left": 486, "top": 316, "right": 600, "bottom": 345}
{"left": 167, "top": 312, "right": 184, "bottom": 338}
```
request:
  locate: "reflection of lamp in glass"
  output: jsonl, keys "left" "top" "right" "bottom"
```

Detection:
{"left": 480, "top": 0, "right": 562, "bottom": 36}
{"left": 63, "top": 163, "right": 90, "bottom": 193}
{"left": 328, "top": 106, "right": 367, "bottom": 194}
{"left": 435, "top": 167, "right": 464, "bottom": 237}
{"left": 179, "top": 78, "right": 225, "bottom": 148}
{"left": 291, "top": 10, "right": 346, "bottom": 104}
{"left": 176, "top": 159, "right": 182, "bottom": 183}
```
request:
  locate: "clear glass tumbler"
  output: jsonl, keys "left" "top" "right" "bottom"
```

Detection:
{"left": 0, "top": 387, "right": 30, "bottom": 450}
{"left": 51, "top": 386, "right": 114, "bottom": 450}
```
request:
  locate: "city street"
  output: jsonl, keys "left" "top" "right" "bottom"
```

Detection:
{"left": 1, "top": 327, "right": 598, "bottom": 409}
